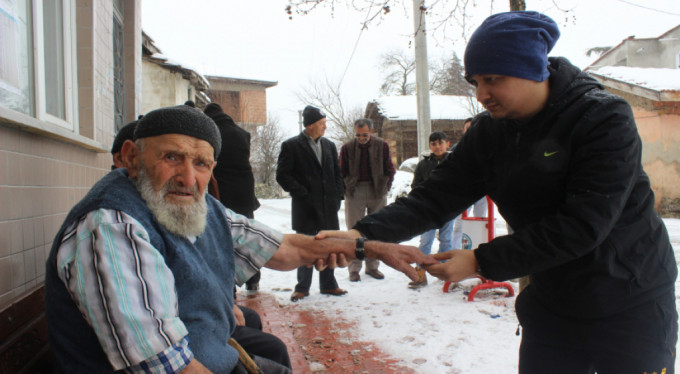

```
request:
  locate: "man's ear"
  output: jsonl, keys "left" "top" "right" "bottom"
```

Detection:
{"left": 120, "top": 140, "right": 140, "bottom": 178}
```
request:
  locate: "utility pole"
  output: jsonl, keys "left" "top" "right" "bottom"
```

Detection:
{"left": 412, "top": 0, "right": 431, "bottom": 158}
{"left": 298, "top": 110, "right": 303, "bottom": 133}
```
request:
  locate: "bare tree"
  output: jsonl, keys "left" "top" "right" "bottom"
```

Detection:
{"left": 380, "top": 50, "right": 416, "bottom": 95}
{"left": 295, "top": 76, "right": 363, "bottom": 145}
{"left": 251, "top": 114, "right": 286, "bottom": 188}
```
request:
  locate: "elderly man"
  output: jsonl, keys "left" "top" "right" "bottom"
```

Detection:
{"left": 327, "top": 11, "right": 677, "bottom": 374}
{"left": 277, "top": 105, "right": 347, "bottom": 302}
{"left": 339, "top": 118, "right": 395, "bottom": 282}
{"left": 45, "top": 105, "right": 433, "bottom": 373}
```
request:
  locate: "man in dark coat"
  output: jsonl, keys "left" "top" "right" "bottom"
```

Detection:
{"left": 277, "top": 105, "right": 347, "bottom": 301}
{"left": 203, "top": 103, "right": 260, "bottom": 218}
{"left": 338, "top": 11, "right": 676, "bottom": 374}
{"left": 204, "top": 103, "right": 262, "bottom": 292}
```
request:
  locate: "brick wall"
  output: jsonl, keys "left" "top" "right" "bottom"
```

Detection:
{"left": 0, "top": 0, "right": 141, "bottom": 309}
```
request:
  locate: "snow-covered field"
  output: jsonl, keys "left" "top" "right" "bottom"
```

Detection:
{"left": 252, "top": 176, "right": 680, "bottom": 373}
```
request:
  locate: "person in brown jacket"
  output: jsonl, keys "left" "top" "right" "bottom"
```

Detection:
{"left": 339, "top": 118, "right": 395, "bottom": 282}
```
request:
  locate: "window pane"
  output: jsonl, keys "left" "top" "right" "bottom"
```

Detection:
{"left": 43, "top": 0, "right": 66, "bottom": 119}
{"left": 0, "top": 0, "right": 34, "bottom": 115}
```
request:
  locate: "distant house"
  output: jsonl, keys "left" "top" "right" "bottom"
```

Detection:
{"left": 0, "top": 1, "right": 143, "bottom": 308}
{"left": 142, "top": 32, "right": 211, "bottom": 115}
{"left": 205, "top": 76, "right": 278, "bottom": 133}
{"left": 365, "top": 95, "right": 479, "bottom": 166}
{"left": 586, "top": 24, "right": 680, "bottom": 215}
{"left": 588, "top": 25, "right": 680, "bottom": 70}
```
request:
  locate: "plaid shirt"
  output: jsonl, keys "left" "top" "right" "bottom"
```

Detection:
{"left": 56, "top": 208, "right": 282, "bottom": 373}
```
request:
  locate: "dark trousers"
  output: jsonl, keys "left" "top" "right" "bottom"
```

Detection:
{"left": 246, "top": 271, "right": 261, "bottom": 287}
{"left": 293, "top": 228, "right": 339, "bottom": 293}
{"left": 516, "top": 287, "right": 677, "bottom": 374}
{"left": 294, "top": 266, "right": 339, "bottom": 293}
{"left": 232, "top": 306, "right": 291, "bottom": 370}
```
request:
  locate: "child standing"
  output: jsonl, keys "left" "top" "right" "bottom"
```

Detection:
{"left": 409, "top": 131, "right": 453, "bottom": 288}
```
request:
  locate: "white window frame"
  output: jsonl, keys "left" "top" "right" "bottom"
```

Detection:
{"left": 31, "top": 0, "right": 78, "bottom": 131}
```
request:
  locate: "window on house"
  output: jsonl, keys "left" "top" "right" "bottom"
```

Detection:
{"left": 43, "top": 0, "right": 66, "bottom": 119}
{"left": 0, "top": 0, "right": 35, "bottom": 116}
{"left": 0, "top": 0, "right": 76, "bottom": 130}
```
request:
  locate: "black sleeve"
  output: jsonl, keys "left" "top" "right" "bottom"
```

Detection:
{"left": 355, "top": 135, "right": 486, "bottom": 243}
{"left": 276, "top": 141, "right": 308, "bottom": 198}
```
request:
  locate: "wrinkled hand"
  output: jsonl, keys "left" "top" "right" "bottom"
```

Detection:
{"left": 368, "top": 241, "right": 439, "bottom": 281}
{"left": 313, "top": 253, "right": 349, "bottom": 271}
{"left": 233, "top": 305, "right": 245, "bottom": 326}
{"left": 311, "top": 230, "right": 357, "bottom": 271}
{"left": 424, "top": 250, "right": 479, "bottom": 282}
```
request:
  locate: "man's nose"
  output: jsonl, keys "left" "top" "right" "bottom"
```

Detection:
{"left": 476, "top": 85, "right": 490, "bottom": 102}
{"left": 174, "top": 160, "right": 197, "bottom": 188}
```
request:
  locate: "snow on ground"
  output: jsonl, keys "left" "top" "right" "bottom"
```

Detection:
{"left": 253, "top": 197, "right": 680, "bottom": 373}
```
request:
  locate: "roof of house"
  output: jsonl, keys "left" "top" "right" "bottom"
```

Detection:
{"left": 588, "top": 24, "right": 680, "bottom": 68}
{"left": 204, "top": 75, "right": 278, "bottom": 89}
{"left": 142, "top": 32, "right": 210, "bottom": 90}
{"left": 588, "top": 66, "right": 680, "bottom": 101}
{"left": 372, "top": 95, "right": 478, "bottom": 120}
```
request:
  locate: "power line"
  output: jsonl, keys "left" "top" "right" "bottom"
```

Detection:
{"left": 613, "top": 0, "right": 680, "bottom": 16}
{"left": 337, "top": 5, "right": 375, "bottom": 90}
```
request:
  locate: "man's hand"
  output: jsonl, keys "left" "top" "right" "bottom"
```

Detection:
{"left": 365, "top": 241, "right": 438, "bottom": 281}
{"left": 315, "top": 229, "right": 362, "bottom": 240}
{"left": 424, "top": 250, "right": 479, "bottom": 282}
{"left": 313, "top": 253, "right": 349, "bottom": 271}
{"left": 312, "top": 230, "right": 357, "bottom": 270}
{"left": 233, "top": 305, "right": 245, "bottom": 326}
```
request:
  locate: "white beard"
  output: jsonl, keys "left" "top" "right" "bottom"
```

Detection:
{"left": 133, "top": 166, "right": 208, "bottom": 237}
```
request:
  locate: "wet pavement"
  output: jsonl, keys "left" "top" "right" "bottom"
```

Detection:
{"left": 237, "top": 291, "right": 415, "bottom": 373}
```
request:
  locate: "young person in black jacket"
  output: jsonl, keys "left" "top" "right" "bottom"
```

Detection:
{"left": 408, "top": 131, "right": 453, "bottom": 288}
{"left": 327, "top": 11, "right": 677, "bottom": 373}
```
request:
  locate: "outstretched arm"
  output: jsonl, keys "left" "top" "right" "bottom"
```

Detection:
{"left": 265, "top": 233, "right": 437, "bottom": 281}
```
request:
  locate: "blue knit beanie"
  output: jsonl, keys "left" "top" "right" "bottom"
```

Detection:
{"left": 464, "top": 11, "right": 560, "bottom": 82}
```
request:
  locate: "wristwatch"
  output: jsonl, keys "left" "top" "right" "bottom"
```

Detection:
{"left": 355, "top": 237, "right": 365, "bottom": 260}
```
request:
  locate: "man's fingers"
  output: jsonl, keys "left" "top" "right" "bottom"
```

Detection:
{"left": 337, "top": 253, "right": 348, "bottom": 268}
{"left": 314, "top": 258, "right": 327, "bottom": 271}
{"left": 314, "top": 231, "right": 330, "bottom": 240}
{"left": 424, "top": 263, "right": 447, "bottom": 280}
{"left": 402, "top": 265, "right": 420, "bottom": 281}
{"left": 315, "top": 229, "right": 361, "bottom": 240}
{"left": 432, "top": 251, "right": 455, "bottom": 261}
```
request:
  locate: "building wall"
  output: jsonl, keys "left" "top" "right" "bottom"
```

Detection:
{"left": 205, "top": 77, "right": 272, "bottom": 128}
{"left": 0, "top": 0, "right": 142, "bottom": 309}
{"left": 208, "top": 90, "right": 241, "bottom": 122}
{"left": 141, "top": 62, "right": 193, "bottom": 113}
{"left": 239, "top": 90, "right": 267, "bottom": 126}
{"left": 593, "top": 28, "right": 680, "bottom": 69}
{"left": 634, "top": 105, "right": 680, "bottom": 213}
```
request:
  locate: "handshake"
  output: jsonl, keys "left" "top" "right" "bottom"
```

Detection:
{"left": 300, "top": 229, "right": 480, "bottom": 283}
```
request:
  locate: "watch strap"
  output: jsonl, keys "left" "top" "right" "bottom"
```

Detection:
{"left": 355, "top": 237, "right": 365, "bottom": 260}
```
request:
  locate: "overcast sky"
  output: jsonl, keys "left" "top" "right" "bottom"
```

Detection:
{"left": 141, "top": 0, "right": 680, "bottom": 136}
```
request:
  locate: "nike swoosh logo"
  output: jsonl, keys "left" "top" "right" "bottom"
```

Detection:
{"left": 544, "top": 151, "right": 559, "bottom": 157}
